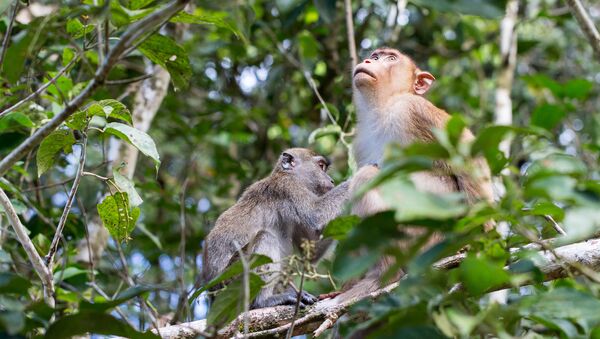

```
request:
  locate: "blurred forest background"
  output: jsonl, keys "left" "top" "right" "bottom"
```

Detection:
{"left": 1, "top": 0, "right": 600, "bottom": 337}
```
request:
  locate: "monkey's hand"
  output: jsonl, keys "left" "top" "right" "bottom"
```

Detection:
{"left": 350, "top": 164, "right": 380, "bottom": 193}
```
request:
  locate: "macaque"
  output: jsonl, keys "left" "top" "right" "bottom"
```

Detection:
{"left": 340, "top": 47, "right": 495, "bottom": 300}
{"left": 202, "top": 148, "right": 373, "bottom": 309}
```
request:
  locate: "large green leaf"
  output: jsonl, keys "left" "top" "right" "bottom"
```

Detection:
{"left": 104, "top": 122, "right": 160, "bottom": 171}
{"left": 45, "top": 311, "right": 159, "bottom": 338}
{"left": 323, "top": 215, "right": 361, "bottom": 240}
{"left": 530, "top": 103, "right": 566, "bottom": 131}
{"left": 97, "top": 192, "right": 140, "bottom": 242}
{"left": 138, "top": 34, "right": 192, "bottom": 90}
{"left": 459, "top": 255, "right": 509, "bottom": 295}
{"left": 88, "top": 99, "right": 132, "bottom": 125}
{"left": 80, "top": 286, "right": 156, "bottom": 312}
{"left": 207, "top": 273, "right": 264, "bottom": 326}
{"left": 113, "top": 168, "right": 143, "bottom": 207}
{"left": 189, "top": 254, "right": 272, "bottom": 304}
{"left": 519, "top": 288, "right": 600, "bottom": 337}
{"left": 170, "top": 10, "right": 246, "bottom": 43}
{"left": 36, "top": 129, "right": 76, "bottom": 177}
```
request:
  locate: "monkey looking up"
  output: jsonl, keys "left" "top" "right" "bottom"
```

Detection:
{"left": 338, "top": 47, "right": 495, "bottom": 301}
{"left": 202, "top": 148, "right": 374, "bottom": 309}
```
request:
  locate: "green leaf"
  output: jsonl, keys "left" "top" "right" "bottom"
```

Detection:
{"left": 563, "top": 79, "right": 593, "bottom": 100}
{"left": 122, "top": 0, "right": 154, "bottom": 10}
{"left": 323, "top": 215, "right": 361, "bottom": 240}
{"left": 459, "top": 255, "right": 509, "bottom": 295}
{"left": 0, "top": 112, "right": 34, "bottom": 132}
{"left": 189, "top": 254, "right": 272, "bottom": 304}
{"left": 62, "top": 48, "right": 75, "bottom": 65}
{"left": 207, "top": 273, "right": 264, "bottom": 326}
{"left": 170, "top": 10, "right": 246, "bottom": 43}
{"left": 65, "top": 111, "right": 89, "bottom": 131}
{"left": 519, "top": 288, "right": 600, "bottom": 337}
{"left": 113, "top": 168, "right": 143, "bottom": 207}
{"left": 80, "top": 286, "right": 156, "bottom": 312}
{"left": 97, "top": 192, "right": 140, "bottom": 242}
{"left": 104, "top": 122, "right": 160, "bottom": 171}
{"left": 45, "top": 311, "right": 159, "bottom": 338}
{"left": 380, "top": 178, "right": 467, "bottom": 222}
{"left": 523, "top": 74, "right": 562, "bottom": 97}
{"left": 36, "top": 129, "right": 76, "bottom": 177}
{"left": 66, "top": 18, "right": 94, "bottom": 39}
{"left": 53, "top": 267, "right": 88, "bottom": 282}
{"left": 0, "top": 311, "right": 25, "bottom": 335}
{"left": 0, "top": 273, "right": 32, "bottom": 295}
{"left": 138, "top": 34, "right": 192, "bottom": 90}
{"left": 298, "top": 30, "right": 319, "bottom": 64}
{"left": 88, "top": 99, "right": 132, "bottom": 125}
{"left": 531, "top": 103, "right": 566, "bottom": 131}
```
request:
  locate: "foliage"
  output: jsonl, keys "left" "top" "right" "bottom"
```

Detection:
{"left": 0, "top": 0, "right": 599, "bottom": 337}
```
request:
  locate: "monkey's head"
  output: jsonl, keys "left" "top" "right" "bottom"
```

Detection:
{"left": 353, "top": 47, "right": 435, "bottom": 98}
{"left": 275, "top": 148, "right": 335, "bottom": 195}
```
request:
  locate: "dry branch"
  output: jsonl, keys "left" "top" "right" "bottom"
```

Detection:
{"left": 154, "top": 238, "right": 600, "bottom": 339}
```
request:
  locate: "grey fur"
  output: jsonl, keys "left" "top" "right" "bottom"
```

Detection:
{"left": 201, "top": 148, "right": 350, "bottom": 309}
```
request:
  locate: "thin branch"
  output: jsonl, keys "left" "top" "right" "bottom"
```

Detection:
{"left": 0, "top": 0, "right": 190, "bottom": 177}
{"left": 0, "top": 188, "right": 55, "bottom": 307}
{"left": 45, "top": 135, "right": 87, "bottom": 267}
{"left": 565, "top": 0, "right": 600, "bottom": 59}
{"left": 106, "top": 73, "right": 153, "bottom": 85}
{"left": 344, "top": 0, "right": 358, "bottom": 68}
{"left": 0, "top": 56, "right": 80, "bottom": 118}
{"left": 0, "top": 0, "right": 18, "bottom": 71}
{"left": 285, "top": 269, "right": 306, "bottom": 339}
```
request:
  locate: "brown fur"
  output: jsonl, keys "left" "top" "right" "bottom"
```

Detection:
{"left": 338, "top": 48, "right": 495, "bottom": 302}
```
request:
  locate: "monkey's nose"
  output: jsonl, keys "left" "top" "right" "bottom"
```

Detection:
{"left": 364, "top": 59, "right": 371, "bottom": 64}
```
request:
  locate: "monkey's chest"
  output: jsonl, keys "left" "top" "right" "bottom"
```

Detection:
{"left": 354, "top": 128, "right": 411, "bottom": 167}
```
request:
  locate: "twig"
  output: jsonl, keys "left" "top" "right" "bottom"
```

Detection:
{"left": 234, "top": 241, "right": 251, "bottom": 337}
{"left": 82, "top": 171, "right": 109, "bottom": 181}
{"left": 0, "top": 0, "right": 18, "bottom": 72}
{"left": 344, "top": 0, "right": 358, "bottom": 68}
{"left": 106, "top": 73, "right": 153, "bottom": 85}
{"left": 89, "top": 282, "right": 137, "bottom": 328}
{"left": 0, "top": 188, "right": 55, "bottom": 307}
{"left": 171, "top": 177, "right": 190, "bottom": 324}
{"left": 0, "top": 56, "right": 80, "bottom": 118}
{"left": 285, "top": 270, "right": 305, "bottom": 339}
{"left": 544, "top": 215, "right": 567, "bottom": 236}
{"left": 45, "top": 135, "right": 87, "bottom": 267}
{"left": 565, "top": 0, "right": 600, "bottom": 59}
{"left": 0, "top": 0, "right": 190, "bottom": 177}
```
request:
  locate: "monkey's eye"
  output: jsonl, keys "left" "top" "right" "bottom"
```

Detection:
{"left": 387, "top": 55, "right": 397, "bottom": 61}
{"left": 371, "top": 54, "right": 379, "bottom": 60}
{"left": 317, "top": 160, "right": 328, "bottom": 171}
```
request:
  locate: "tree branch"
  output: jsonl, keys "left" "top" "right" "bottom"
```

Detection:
{"left": 344, "top": 0, "right": 358, "bottom": 69}
{"left": 45, "top": 134, "right": 87, "bottom": 267}
{"left": 0, "top": 188, "right": 55, "bottom": 307}
{"left": 0, "top": 0, "right": 19, "bottom": 72}
{"left": 154, "top": 238, "right": 600, "bottom": 338}
{"left": 0, "top": 0, "right": 189, "bottom": 177}
{"left": 565, "top": 0, "right": 600, "bottom": 59}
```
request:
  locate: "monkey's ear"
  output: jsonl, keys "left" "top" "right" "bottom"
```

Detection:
{"left": 281, "top": 152, "right": 296, "bottom": 170}
{"left": 414, "top": 71, "right": 435, "bottom": 95}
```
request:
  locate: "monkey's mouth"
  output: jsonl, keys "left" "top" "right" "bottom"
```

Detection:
{"left": 353, "top": 67, "right": 376, "bottom": 79}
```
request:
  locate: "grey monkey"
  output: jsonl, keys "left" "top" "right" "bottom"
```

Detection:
{"left": 202, "top": 148, "right": 372, "bottom": 309}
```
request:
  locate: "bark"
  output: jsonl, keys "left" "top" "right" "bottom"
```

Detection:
{"left": 153, "top": 238, "right": 600, "bottom": 338}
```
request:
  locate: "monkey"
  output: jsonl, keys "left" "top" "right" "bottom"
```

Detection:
{"left": 202, "top": 148, "right": 374, "bottom": 309}
{"left": 335, "top": 47, "right": 495, "bottom": 301}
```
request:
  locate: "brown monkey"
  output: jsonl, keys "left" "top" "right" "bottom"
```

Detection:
{"left": 339, "top": 47, "right": 495, "bottom": 300}
{"left": 202, "top": 148, "right": 372, "bottom": 309}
